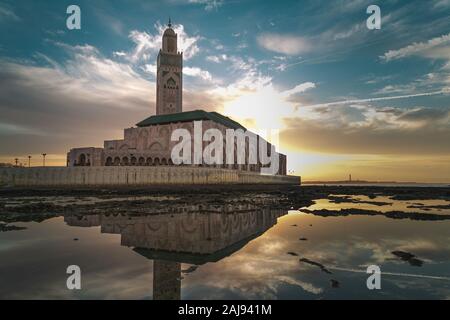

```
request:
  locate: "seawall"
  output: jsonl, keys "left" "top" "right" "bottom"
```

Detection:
{"left": 0, "top": 166, "right": 300, "bottom": 187}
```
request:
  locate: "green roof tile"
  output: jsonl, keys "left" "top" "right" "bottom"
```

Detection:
{"left": 136, "top": 110, "right": 246, "bottom": 130}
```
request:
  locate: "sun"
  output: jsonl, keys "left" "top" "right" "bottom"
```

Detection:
{"left": 222, "top": 85, "right": 294, "bottom": 130}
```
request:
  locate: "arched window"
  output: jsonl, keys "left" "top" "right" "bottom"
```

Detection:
{"left": 122, "top": 157, "right": 129, "bottom": 166}
{"left": 154, "top": 158, "right": 160, "bottom": 166}
{"left": 138, "top": 157, "right": 145, "bottom": 166}
{"left": 146, "top": 158, "right": 153, "bottom": 166}
{"left": 105, "top": 157, "right": 113, "bottom": 166}
{"left": 79, "top": 154, "right": 86, "bottom": 166}
{"left": 113, "top": 157, "right": 120, "bottom": 166}
{"left": 130, "top": 157, "right": 137, "bottom": 165}
{"left": 161, "top": 158, "right": 167, "bottom": 165}
{"left": 167, "top": 78, "right": 176, "bottom": 89}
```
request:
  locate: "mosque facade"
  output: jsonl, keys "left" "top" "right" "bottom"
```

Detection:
{"left": 67, "top": 21, "right": 287, "bottom": 175}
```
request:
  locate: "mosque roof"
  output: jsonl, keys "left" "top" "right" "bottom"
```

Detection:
{"left": 136, "top": 110, "right": 246, "bottom": 130}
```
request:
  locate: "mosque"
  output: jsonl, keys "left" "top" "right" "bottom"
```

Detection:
{"left": 67, "top": 20, "right": 287, "bottom": 176}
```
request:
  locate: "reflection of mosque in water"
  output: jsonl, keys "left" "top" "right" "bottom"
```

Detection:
{"left": 64, "top": 202, "right": 287, "bottom": 300}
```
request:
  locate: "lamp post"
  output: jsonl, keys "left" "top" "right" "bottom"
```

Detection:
{"left": 14, "top": 158, "right": 19, "bottom": 167}
{"left": 42, "top": 153, "right": 47, "bottom": 167}
{"left": 28, "top": 155, "right": 31, "bottom": 168}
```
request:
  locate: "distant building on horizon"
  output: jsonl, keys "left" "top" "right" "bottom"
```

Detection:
{"left": 67, "top": 20, "right": 287, "bottom": 175}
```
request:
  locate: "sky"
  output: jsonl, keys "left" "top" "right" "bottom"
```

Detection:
{"left": 0, "top": 0, "right": 449, "bottom": 182}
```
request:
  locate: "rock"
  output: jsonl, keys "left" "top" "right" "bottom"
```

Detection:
{"left": 392, "top": 251, "right": 424, "bottom": 267}
{"left": 330, "top": 279, "right": 340, "bottom": 288}
{"left": 299, "top": 258, "right": 332, "bottom": 274}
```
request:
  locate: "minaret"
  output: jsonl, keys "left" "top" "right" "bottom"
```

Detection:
{"left": 156, "top": 18, "right": 183, "bottom": 115}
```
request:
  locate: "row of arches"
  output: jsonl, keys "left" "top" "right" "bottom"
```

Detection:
{"left": 74, "top": 154, "right": 275, "bottom": 173}
{"left": 105, "top": 156, "right": 174, "bottom": 167}
{"left": 103, "top": 156, "right": 264, "bottom": 172}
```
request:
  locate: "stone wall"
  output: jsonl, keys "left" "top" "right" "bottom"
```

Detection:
{"left": 0, "top": 166, "right": 300, "bottom": 187}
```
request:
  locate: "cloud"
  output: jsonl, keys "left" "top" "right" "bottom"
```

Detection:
{"left": 282, "top": 104, "right": 450, "bottom": 155}
{"left": 332, "top": 23, "right": 363, "bottom": 41}
{"left": 206, "top": 54, "right": 228, "bottom": 63}
{"left": 282, "top": 82, "right": 316, "bottom": 97}
{"left": 301, "top": 90, "right": 450, "bottom": 108}
{"left": 397, "top": 107, "right": 450, "bottom": 122}
{"left": 113, "top": 51, "right": 127, "bottom": 57}
{"left": 381, "top": 33, "right": 450, "bottom": 62}
{"left": 188, "top": 0, "right": 223, "bottom": 11}
{"left": 374, "top": 84, "right": 418, "bottom": 95}
{"left": 433, "top": 0, "right": 450, "bottom": 9}
{"left": 0, "top": 44, "right": 154, "bottom": 155}
{"left": 142, "top": 63, "right": 157, "bottom": 75}
{"left": 257, "top": 33, "right": 310, "bottom": 55}
{"left": 183, "top": 66, "right": 212, "bottom": 81}
{"left": 0, "top": 3, "right": 20, "bottom": 22}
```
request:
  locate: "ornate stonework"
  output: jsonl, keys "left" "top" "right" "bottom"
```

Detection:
{"left": 156, "top": 22, "right": 182, "bottom": 115}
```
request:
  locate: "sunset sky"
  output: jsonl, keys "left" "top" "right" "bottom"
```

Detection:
{"left": 0, "top": 0, "right": 449, "bottom": 182}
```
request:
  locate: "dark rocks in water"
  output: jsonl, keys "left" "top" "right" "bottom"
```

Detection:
{"left": 408, "top": 258, "right": 424, "bottom": 267}
{"left": 392, "top": 251, "right": 424, "bottom": 267}
{"left": 291, "top": 224, "right": 298, "bottom": 227}
{"left": 287, "top": 252, "right": 299, "bottom": 256}
{"left": 0, "top": 222, "right": 26, "bottom": 232}
{"left": 392, "top": 251, "right": 414, "bottom": 260}
{"left": 299, "top": 258, "right": 332, "bottom": 274}
{"left": 309, "top": 224, "right": 312, "bottom": 227}
{"left": 299, "top": 238, "right": 308, "bottom": 241}
{"left": 328, "top": 195, "right": 392, "bottom": 207}
{"left": 73, "top": 238, "right": 79, "bottom": 241}
{"left": 1, "top": 202, "right": 63, "bottom": 214}
{"left": 300, "top": 208, "right": 450, "bottom": 221}
{"left": 407, "top": 204, "right": 450, "bottom": 210}
{"left": 181, "top": 265, "right": 198, "bottom": 274}
{"left": 0, "top": 212, "right": 59, "bottom": 224}
{"left": 330, "top": 279, "right": 340, "bottom": 288}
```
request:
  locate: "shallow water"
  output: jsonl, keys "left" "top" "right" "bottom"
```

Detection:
{"left": 1, "top": 195, "right": 450, "bottom": 300}
{"left": 309, "top": 195, "right": 450, "bottom": 214}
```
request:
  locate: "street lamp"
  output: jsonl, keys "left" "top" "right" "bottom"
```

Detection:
{"left": 28, "top": 155, "right": 32, "bottom": 168}
{"left": 14, "top": 158, "right": 19, "bottom": 167}
{"left": 42, "top": 153, "right": 47, "bottom": 167}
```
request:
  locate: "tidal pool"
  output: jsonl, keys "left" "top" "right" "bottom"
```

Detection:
{"left": 1, "top": 194, "right": 450, "bottom": 300}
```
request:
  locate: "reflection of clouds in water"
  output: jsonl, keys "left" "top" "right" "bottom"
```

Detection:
{"left": 256, "top": 239, "right": 286, "bottom": 255}
{"left": 383, "top": 276, "right": 450, "bottom": 300}
{"left": 330, "top": 266, "right": 450, "bottom": 281}
{"left": 3, "top": 194, "right": 450, "bottom": 299}
{"left": 180, "top": 231, "right": 323, "bottom": 298}
{"left": 276, "top": 276, "right": 323, "bottom": 295}
{"left": 181, "top": 211, "right": 450, "bottom": 298}
{"left": 25, "top": 263, "right": 153, "bottom": 300}
{"left": 0, "top": 217, "right": 155, "bottom": 299}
